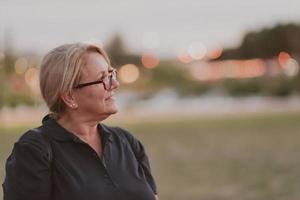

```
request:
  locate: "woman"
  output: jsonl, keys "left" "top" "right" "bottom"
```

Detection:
{"left": 3, "top": 43, "right": 158, "bottom": 200}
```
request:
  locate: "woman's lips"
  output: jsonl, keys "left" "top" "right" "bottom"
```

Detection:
{"left": 105, "top": 96, "right": 114, "bottom": 101}
{"left": 105, "top": 92, "right": 115, "bottom": 100}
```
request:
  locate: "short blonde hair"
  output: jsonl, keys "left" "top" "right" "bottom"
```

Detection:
{"left": 39, "top": 42, "right": 110, "bottom": 118}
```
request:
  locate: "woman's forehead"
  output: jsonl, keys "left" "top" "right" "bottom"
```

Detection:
{"left": 82, "top": 52, "right": 110, "bottom": 76}
{"left": 85, "top": 52, "right": 109, "bottom": 68}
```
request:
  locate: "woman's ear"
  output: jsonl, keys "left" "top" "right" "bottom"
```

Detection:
{"left": 61, "top": 91, "right": 78, "bottom": 109}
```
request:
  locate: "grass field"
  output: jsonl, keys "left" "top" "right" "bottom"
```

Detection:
{"left": 1, "top": 112, "right": 300, "bottom": 200}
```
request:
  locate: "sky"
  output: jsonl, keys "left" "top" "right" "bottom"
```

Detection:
{"left": 0, "top": 0, "right": 300, "bottom": 58}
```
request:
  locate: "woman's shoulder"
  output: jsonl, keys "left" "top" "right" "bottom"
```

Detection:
{"left": 17, "top": 126, "right": 49, "bottom": 149}
{"left": 6, "top": 126, "right": 51, "bottom": 168}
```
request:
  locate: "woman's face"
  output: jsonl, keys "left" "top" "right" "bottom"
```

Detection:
{"left": 73, "top": 52, "right": 119, "bottom": 120}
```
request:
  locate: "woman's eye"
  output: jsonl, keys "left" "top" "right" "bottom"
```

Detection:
{"left": 101, "top": 76, "right": 108, "bottom": 81}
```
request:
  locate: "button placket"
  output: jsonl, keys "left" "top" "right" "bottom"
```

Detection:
{"left": 90, "top": 148, "right": 110, "bottom": 178}
{"left": 97, "top": 151, "right": 118, "bottom": 188}
{"left": 74, "top": 133, "right": 118, "bottom": 188}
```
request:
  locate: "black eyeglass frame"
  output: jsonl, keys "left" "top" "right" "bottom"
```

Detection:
{"left": 74, "top": 69, "right": 117, "bottom": 90}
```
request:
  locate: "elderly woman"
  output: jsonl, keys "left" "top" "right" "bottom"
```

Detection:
{"left": 3, "top": 43, "right": 158, "bottom": 200}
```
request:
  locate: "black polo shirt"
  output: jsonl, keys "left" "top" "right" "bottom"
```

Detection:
{"left": 3, "top": 115, "right": 157, "bottom": 200}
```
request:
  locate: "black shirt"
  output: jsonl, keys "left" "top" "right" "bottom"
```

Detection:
{"left": 3, "top": 115, "right": 157, "bottom": 200}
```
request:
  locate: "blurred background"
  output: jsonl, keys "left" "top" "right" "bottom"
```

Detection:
{"left": 1, "top": 0, "right": 300, "bottom": 199}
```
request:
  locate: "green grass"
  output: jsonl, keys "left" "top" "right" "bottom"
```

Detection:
{"left": 1, "top": 112, "right": 300, "bottom": 200}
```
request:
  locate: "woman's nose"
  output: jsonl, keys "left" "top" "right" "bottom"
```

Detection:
{"left": 110, "top": 78, "right": 119, "bottom": 90}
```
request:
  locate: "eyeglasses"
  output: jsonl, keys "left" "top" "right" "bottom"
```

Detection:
{"left": 74, "top": 69, "right": 117, "bottom": 90}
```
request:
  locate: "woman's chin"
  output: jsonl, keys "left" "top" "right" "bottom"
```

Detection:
{"left": 105, "top": 98, "right": 118, "bottom": 110}
{"left": 109, "top": 107, "right": 118, "bottom": 114}
{"left": 95, "top": 107, "right": 118, "bottom": 121}
{"left": 90, "top": 100, "right": 118, "bottom": 120}
{"left": 106, "top": 104, "right": 118, "bottom": 114}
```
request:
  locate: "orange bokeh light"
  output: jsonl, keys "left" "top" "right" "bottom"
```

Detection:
{"left": 177, "top": 49, "right": 193, "bottom": 64}
{"left": 118, "top": 64, "right": 140, "bottom": 83}
{"left": 278, "top": 51, "right": 290, "bottom": 68}
{"left": 207, "top": 47, "right": 223, "bottom": 59}
{"left": 11, "top": 75, "right": 25, "bottom": 92}
{"left": 141, "top": 53, "right": 159, "bottom": 69}
{"left": 190, "top": 59, "right": 266, "bottom": 81}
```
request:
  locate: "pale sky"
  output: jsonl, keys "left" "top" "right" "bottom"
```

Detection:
{"left": 1, "top": 0, "right": 300, "bottom": 58}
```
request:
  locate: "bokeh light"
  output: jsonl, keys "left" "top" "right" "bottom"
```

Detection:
{"left": 207, "top": 46, "right": 223, "bottom": 60}
{"left": 24, "top": 67, "right": 40, "bottom": 95}
{"left": 187, "top": 42, "right": 207, "bottom": 60}
{"left": 141, "top": 53, "right": 159, "bottom": 69}
{"left": 278, "top": 51, "right": 291, "bottom": 68}
{"left": 15, "top": 57, "right": 28, "bottom": 75}
{"left": 118, "top": 64, "right": 140, "bottom": 83}
{"left": 190, "top": 59, "right": 266, "bottom": 81}
{"left": 177, "top": 48, "right": 193, "bottom": 64}
{"left": 284, "top": 58, "right": 299, "bottom": 77}
{"left": 11, "top": 75, "right": 25, "bottom": 92}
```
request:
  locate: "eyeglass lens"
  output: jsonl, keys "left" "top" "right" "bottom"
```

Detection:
{"left": 104, "top": 71, "right": 117, "bottom": 90}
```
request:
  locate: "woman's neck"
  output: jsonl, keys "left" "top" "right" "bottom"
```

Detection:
{"left": 57, "top": 112, "right": 103, "bottom": 156}
{"left": 57, "top": 112, "right": 99, "bottom": 139}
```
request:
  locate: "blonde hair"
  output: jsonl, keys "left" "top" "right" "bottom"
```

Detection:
{"left": 39, "top": 42, "right": 110, "bottom": 118}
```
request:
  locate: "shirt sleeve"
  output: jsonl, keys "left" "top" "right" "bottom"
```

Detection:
{"left": 3, "top": 141, "right": 52, "bottom": 200}
{"left": 120, "top": 128, "right": 158, "bottom": 195}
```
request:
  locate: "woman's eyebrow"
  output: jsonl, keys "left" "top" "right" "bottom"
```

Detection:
{"left": 96, "top": 69, "right": 113, "bottom": 80}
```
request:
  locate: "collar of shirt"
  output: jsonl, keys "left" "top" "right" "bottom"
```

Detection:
{"left": 41, "top": 115, "right": 113, "bottom": 144}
